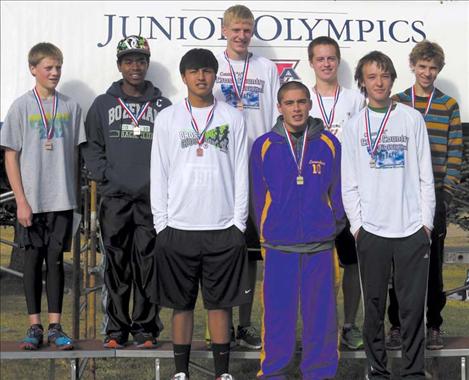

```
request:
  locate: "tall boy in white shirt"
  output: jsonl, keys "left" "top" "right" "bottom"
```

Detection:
{"left": 308, "top": 36, "right": 365, "bottom": 350}
{"left": 213, "top": 4, "right": 281, "bottom": 350}
{"left": 341, "top": 51, "right": 435, "bottom": 379}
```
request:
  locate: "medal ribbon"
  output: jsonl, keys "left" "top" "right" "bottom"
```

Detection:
{"left": 224, "top": 51, "right": 250, "bottom": 102}
{"left": 411, "top": 86, "right": 435, "bottom": 118}
{"left": 364, "top": 104, "right": 392, "bottom": 157}
{"left": 283, "top": 122, "right": 309, "bottom": 176}
{"left": 184, "top": 98, "right": 216, "bottom": 146}
{"left": 32, "top": 87, "right": 58, "bottom": 140}
{"left": 315, "top": 86, "right": 341, "bottom": 129}
{"left": 117, "top": 98, "right": 151, "bottom": 127}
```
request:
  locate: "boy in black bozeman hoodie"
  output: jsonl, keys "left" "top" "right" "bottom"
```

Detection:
{"left": 82, "top": 35, "right": 171, "bottom": 348}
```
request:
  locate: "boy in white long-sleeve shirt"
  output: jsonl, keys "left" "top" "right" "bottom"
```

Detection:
{"left": 341, "top": 51, "right": 435, "bottom": 380}
{"left": 150, "top": 48, "right": 250, "bottom": 380}
{"left": 308, "top": 36, "right": 366, "bottom": 350}
{"left": 213, "top": 5, "right": 281, "bottom": 349}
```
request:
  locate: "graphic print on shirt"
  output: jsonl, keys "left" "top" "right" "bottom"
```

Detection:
{"left": 29, "top": 112, "right": 70, "bottom": 140}
{"left": 107, "top": 103, "right": 158, "bottom": 140}
{"left": 361, "top": 131, "right": 409, "bottom": 169}
{"left": 217, "top": 72, "right": 265, "bottom": 110}
{"left": 179, "top": 124, "right": 230, "bottom": 153}
{"left": 112, "top": 124, "right": 153, "bottom": 139}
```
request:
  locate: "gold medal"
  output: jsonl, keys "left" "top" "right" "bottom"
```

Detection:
{"left": 133, "top": 126, "right": 141, "bottom": 136}
{"left": 44, "top": 140, "right": 53, "bottom": 150}
{"left": 237, "top": 100, "right": 244, "bottom": 111}
{"left": 370, "top": 158, "right": 376, "bottom": 168}
{"left": 196, "top": 147, "right": 204, "bottom": 157}
{"left": 283, "top": 122, "right": 309, "bottom": 188}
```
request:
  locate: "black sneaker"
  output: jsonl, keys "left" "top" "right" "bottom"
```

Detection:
{"left": 47, "top": 324, "right": 74, "bottom": 350}
{"left": 133, "top": 331, "right": 157, "bottom": 349}
{"left": 385, "top": 326, "right": 402, "bottom": 350}
{"left": 19, "top": 324, "right": 44, "bottom": 350}
{"left": 236, "top": 325, "right": 261, "bottom": 350}
{"left": 103, "top": 332, "right": 128, "bottom": 349}
{"left": 426, "top": 327, "right": 444, "bottom": 350}
{"left": 341, "top": 325, "right": 364, "bottom": 350}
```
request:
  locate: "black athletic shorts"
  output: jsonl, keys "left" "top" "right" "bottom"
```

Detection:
{"left": 335, "top": 219, "right": 358, "bottom": 266}
{"left": 155, "top": 225, "right": 253, "bottom": 310}
{"left": 17, "top": 210, "right": 74, "bottom": 251}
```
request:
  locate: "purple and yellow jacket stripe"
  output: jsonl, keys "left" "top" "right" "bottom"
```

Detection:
{"left": 250, "top": 117, "right": 345, "bottom": 248}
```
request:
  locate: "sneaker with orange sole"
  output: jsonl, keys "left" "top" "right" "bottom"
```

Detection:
{"left": 134, "top": 331, "right": 157, "bottom": 349}
{"left": 103, "top": 332, "right": 127, "bottom": 349}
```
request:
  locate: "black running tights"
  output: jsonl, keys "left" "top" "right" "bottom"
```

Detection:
{"left": 23, "top": 246, "right": 64, "bottom": 314}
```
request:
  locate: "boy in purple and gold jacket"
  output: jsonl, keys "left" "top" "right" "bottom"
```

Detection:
{"left": 250, "top": 81, "right": 344, "bottom": 380}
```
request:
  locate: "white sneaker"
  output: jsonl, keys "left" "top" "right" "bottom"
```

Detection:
{"left": 217, "top": 374, "right": 234, "bottom": 380}
{"left": 171, "top": 373, "right": 188, "bottom": 380}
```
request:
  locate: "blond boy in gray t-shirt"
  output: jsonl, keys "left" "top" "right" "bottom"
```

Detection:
{"left": 2, "top": 42, "right": 85, "bottom": 350}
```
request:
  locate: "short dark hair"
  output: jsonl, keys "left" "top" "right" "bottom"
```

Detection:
{"left": 277, "top": 81, "right": 311, "bottom": 103}
{"left": 179, "top": 48, "right": 218, "bottom": 75}
{"left": 354, "top": 51, "right": 397, "bottom": 95}
{"left": 307, "top": 36, "right": 341, "bottom": 62}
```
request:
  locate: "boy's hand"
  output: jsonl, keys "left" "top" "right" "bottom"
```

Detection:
{"left": 17, "top": 200, "right": 33, "bottom": 227}
{"left": 354, "top": 228, "right": 361, "bottom": 240}
{"left": 423, "top": 225, "right": 432, "bottom": 240}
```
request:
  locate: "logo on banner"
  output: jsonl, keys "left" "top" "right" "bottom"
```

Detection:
{"left": 273, "top": 60, "right": 301, "bottom": 84}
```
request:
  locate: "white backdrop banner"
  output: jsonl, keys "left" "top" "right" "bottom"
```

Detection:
{"left": 1, "top": 1, "right": 468, "bottom": 121}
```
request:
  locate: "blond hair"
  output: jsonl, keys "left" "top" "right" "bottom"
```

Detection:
{"left": 223, "top": 4, "right": 254, "bottom": 27}
{"left": 28, "top": 42, "right": 63, "bottom": 67}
